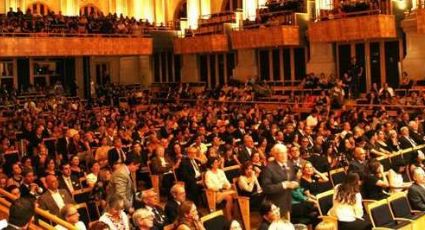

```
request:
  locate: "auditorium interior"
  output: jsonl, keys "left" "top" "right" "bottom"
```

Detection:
{"left": 2, "top": 0, "right": 425, "bottom": 229}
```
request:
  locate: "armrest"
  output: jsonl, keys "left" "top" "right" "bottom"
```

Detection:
{"left": 319, "top": 215, "right": 337, "bottom": 222}
{"left": 393, "top": 217, "right": 413, "bottom": 222}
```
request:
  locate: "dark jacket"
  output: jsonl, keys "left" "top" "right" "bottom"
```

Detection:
{"left": 408, "top": 183, "right": 425, "bottom": 211}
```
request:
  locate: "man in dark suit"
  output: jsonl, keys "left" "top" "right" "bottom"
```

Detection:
{"left": 408, "top": 167, "right": 425, "bottom": 211}
{"left": 238, "top": 135, "right": 257, "bottom": 163}
{"left": 348, "top": 147, "right": 368, "bottom": 180}
{"left": 4, "top": 198, "right": 35, "bottom": 230}
{"left": 138, "top": 189, "right": 168, "bottom": 230}
{"left": 58, "top": 162, "right": 81, "bottom": 195}
{"left": 56, "top": 129, "right": 73, "bottom": 162}
{"left": 178, "top": 147, "right": 203, "bottom": 205}
{"left": 164, "top": 183, "right": 186, "bottom": 224}
{"left": 38, "top": 175, "right": 75, "bottom": 217}
{"left": 399, "top": 126, "right": 424, "bottom": 162}
{"left": 261, "top": 143, "right": 298, "bottom": 218}
{"left": 108, "top": 137, "right": 127, "bottom": 168}
{"left": 20, "top": 168, "right": 43, "bottom": 200}
{"left": 409, "top": 120, "right": 425, "bottom": 145}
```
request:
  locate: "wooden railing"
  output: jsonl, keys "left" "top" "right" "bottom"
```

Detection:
{"left": 316, "top": 0, "right": 392, "bottom": 21}
{"left": 0, "top": 189, "right": 77, "bottom": 230}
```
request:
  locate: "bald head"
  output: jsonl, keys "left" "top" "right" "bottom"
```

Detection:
{"left": 413, "top": 168, "right": 425, "bottom": 185}
{"left": 46, "top": 175, "right": 59, "bottom": 191}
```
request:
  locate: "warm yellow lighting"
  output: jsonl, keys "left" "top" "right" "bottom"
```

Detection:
{"left": 412, "top": 0, "right": 417, "bottom": 9}
{"left": 133, "top": 0, "right": 143, "bottom": 19}
{"left": 142, "top": 0, "right": 154, "bottom": 23}
{"left": 155, "top": 0, "right": 165, "bottom": 25}
{"left": 200, "top": 0, "right": 211, "bottom": 19}
{"left": 258, "top": 0, "right": 267, "bottom": 8}
{"left": 187, "top": 0, "right": 200, "bottom": 29}
{"left": 243, "top": 0, "right": 257, "bottom": 21}
{"left": 395, "top": 0, "right": 408, "bottom": 10}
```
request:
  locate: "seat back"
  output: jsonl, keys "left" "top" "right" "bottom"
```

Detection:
{"left": 223, "top": 165, "right": 241, "bottom": 183}
{"left": 75, "top": 203, "right": 90, "bottom": 227}
{"left": 368, "top": 199, "right": 396, "bottom": 227}
{"left": 377, "top": 156, "right": 391, "bottom": 172}
{"left": 316, "top": 190, "right": 334, "bottom": 216}
{"left": 387, "top": 193, "right": 412, "bottom": 219}
{"left": 201, "top": 210, "right": 227, "bottom": 230}
{"left": 329, "top": 168, "right": 345, "bottom": 186}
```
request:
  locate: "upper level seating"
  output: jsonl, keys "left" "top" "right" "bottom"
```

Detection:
{"left": 317, "top": 0, "right": 392, "bottom": 21}
{"left": 184, "top": 11, "right": 236, "bottom": 37}
{"left": 0, "top": 9, "right": 174, "bottom": 37}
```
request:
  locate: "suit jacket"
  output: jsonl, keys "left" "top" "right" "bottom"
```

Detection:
{"left": 177, "top": 158, "right": 202, "bottom": 202}
{"left": 137, "top": 203, "right": 167, "bottom": 229}
{"left": 410, "top": 129, "right": 425, "bottom": 145}
{"left": 109, "top": 164, "right": 135, "bottom": 209}
{"left": 164, "top": 199, "right": 179, "bottom": 224}
{"left": 38, "top": 189, "right": 74, "bottom": 217}
{"left": 348, "top": 160, "right": 367, "bottom": 179}
{"left": 58, "top": 175, "right": 82, "bottom": 195}
{"left": 150, "top": 156, "right": 173, "bottom": 174}
{"left": 399, "top": 136, "right": 416, "bottom": 150}
{"left": 238, "top": 146, "right": 257, "bottom": 164}
{"left": 260, "top": 160, "right": 296, "bottom": 214}
{"left": 408, "top": 183, "right": 425, "bottom": 211}
{"left": 56, "top": 137, "right": 70, "bottom": 161}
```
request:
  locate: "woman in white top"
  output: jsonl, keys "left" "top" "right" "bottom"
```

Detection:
{"left": 388, "top": 160, "right": 412, "bottom": 193}
{"left": 237, "top": 162, "right": 264, "bottom": 211}
{"left": 86, "top": 161, "right": 101, "bottom": 188}
{"left": 204, "top": 156, "right": 235, "bottom": 220}
{"left": 99, "top": 195, "right": 130, "bottom": 230}
{"left": 329, "top": 173, "right": 371, "bottom": 230}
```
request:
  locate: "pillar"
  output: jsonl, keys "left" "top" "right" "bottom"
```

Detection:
{"left": 187, "top": 0, "right": 200, "bottom": 29}
{"left": 402, "top": 32, "right": 425, "bottom": 80}
{"left": 306, "top": 43, "right": 336, "bottom": 77}
{"left": 155, "top": 0, "right": 166, "bottom": 25}
{"left": 75, "top": 57, "right": 84, "bottom": 98}
{"left": 201, "top": 0, "right": 211, "bottom": 18}
{"left": 243, "top": 0, "right": 257, "bottom": 21}
{"left": 139, "top": 56, "right": 153, "bottom": 86}
{"left": 181, "top": 54, "right": 200, "bottom": 82}
{"left": 142, "top": 0, "right": 154, "bottom": 23}
{"left": 232, "top": 49, "right": 258, "bottom": 82}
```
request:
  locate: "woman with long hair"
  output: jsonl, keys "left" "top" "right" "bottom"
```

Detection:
{"left": 175, "top": 200, "right": 205, "bottom": 230}
{"left": 329, "top": 173, "right": 371, "bottom": 230}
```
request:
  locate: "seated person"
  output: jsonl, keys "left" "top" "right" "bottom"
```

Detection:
{"left": 408, "top": 167, "right": 425, "bottom": 211}
{"left": 150, "top": 146, "right": 175, "bottom": 196}
{"left": 259, "top": 201, "right": 281, "bottom": 230}
{"left": 387, "top": 160, "right": 412, "bottom": 193}
{"left": 136, "top": 189, "right": 167, "bottom": 229}
{"left": 300, "top": 161, "right": 331, "bottom": 196}
{"left": 237, "top": 162, "right": 264, "bottom": 211}
{"left": 55, "top": 204, "right": 87, "bottom": 230}
{"left": 363, "top": 159, "right": 389, "bottom": 200}
{"left": 329, "top": 173, "right": 371, "bottom": 230}
{"left": 132, "top": 208, "right": 155, "bottom": 230}
{"left": 175, "top": 200, "right": 205, "bottom": 230}
{"left": 38, "top": 175, "right": 75, "bottom": 218}
{"left": 205, "top": 156, "right": 236, "bottom": 220}
{"left": 164, "top": 183, "right": 186, "bottom": 224}
{"left": 291, "top": 167, "right": 319, "bottom": 226}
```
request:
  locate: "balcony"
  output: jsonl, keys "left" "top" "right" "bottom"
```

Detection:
{"left": 309, "top": 13, "right": 396, "bottom": 42}
{"left": 0, "top": 34, "right": 153, "bottom": 57}
{"left": 173, "top": 34, "right": 229, "bottom": 54}
{"left": 402, "top": 8, "right": 425, "bottom": 33}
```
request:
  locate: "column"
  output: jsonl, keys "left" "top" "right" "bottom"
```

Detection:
{"left": 139, "top": 56, "right": 153, "bottom": 86}
{"left": 75, "top": 57, "right": 84, "bottom": 97}
{"left": 233, "top": 49, "right": 258, "bottom": 82}
{"left": 155, "top": 0, "right": 165, "bottom": 25}
{"left": 243, "top": 0, "right": 257, "bottom": 21}
{"left": 187, "top": 0, "right": 200, "bottom": 29}
{"left": 306, "top": 43, "right": 336, "bottom": 77}
{"left": 365, "top": 41, "right": 371, "bottom": 92}
{"left": 142, "top": 0, "right": 154, "bottom": 23}
{"left": 379, "top": 41, "right": 386, "bottom": 85}
{"left": 401, "top": 32, "right": 425, "bottom": 80}
{"left": 181, "top": 54, "right": 200, "bottom": 82}
{"left": 200, "top": 0, "right": 211, "bottom": 18}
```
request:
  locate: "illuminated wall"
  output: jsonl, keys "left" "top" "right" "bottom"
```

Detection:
{"left": 243, "top": 0, "right": 257, "bottom": 21}
{"left": 142, "top": 0, "right": 155, "bottom": 23}
{"left": 187, "top": 0, "right": 200, "bottom": 28}
{"left": 200, "top": 0, "right": 210, "bottom": 18}
{"left": 155, "top": 0, "right": 166, "bottom": 25}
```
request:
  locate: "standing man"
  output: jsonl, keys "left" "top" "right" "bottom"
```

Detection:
{"left": 109, "top": 155, "right": 140, "bottom": 213}
{"left": 261, "top": 144, "right": 298, "bottom": 218}
{"left": 349, "top": 57, "right": 363, "bottom": 98}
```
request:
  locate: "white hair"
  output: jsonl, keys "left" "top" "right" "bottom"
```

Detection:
{"left": 268, "top": 220, "right": 295, "bottom": 230}
{"left": 132, "top": 208, "right": 152, "bottom": 226}
{"left": 271, "top": 143, "right": 288, "bottom": 157}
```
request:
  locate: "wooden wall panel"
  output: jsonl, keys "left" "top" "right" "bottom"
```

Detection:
{"left": 416, "top": 9, "right": 425, "bottom": 33}
{"left": 173, "top": 34, "right": 229, "bottom": 54}
{"left": 0, "top": 37, "right": 153, "bottom": 57}
{"left": 230, "top": 26, "right": 300, "bottom": 50}
{"left": 309, "top": 15, "right": 396, "bottom": 43}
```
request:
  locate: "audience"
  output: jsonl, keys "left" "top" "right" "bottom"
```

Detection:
{"left": 407, "top": 167, "right": 425, "bottom": 211}
{"left": 38, "top": 175, "right": 75, "bottom": 217}
{"left": 56, "top": 204, "right": 87, "bottom": 230}
{"left": 132, "top": 208, "right": 155, "bottom": 230}
{"left": 5, "top": 197, "right": 35, "bottom": 230}
{"left": 259, "top": 201, "right": 281, "bottom": 230}
{"left": 175, "top": 200, "right": 205, "bottom": 230}
{"left": 164, "top": 183, "right": 186, "bottom": 224}
{"left": 99, "top": 195, "right": 130, "bottom": 230}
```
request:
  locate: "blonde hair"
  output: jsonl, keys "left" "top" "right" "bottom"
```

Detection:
{"left": 315, "top": 221, "right": 337, "bottom": 230}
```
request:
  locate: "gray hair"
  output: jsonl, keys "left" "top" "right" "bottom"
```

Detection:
{"left": 132, "top": 208, "right": 152, "bottom": 226}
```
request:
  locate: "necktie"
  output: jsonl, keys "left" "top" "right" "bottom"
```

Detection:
{"left": 66, "top": 177, "right": 74, "bottom": 193}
